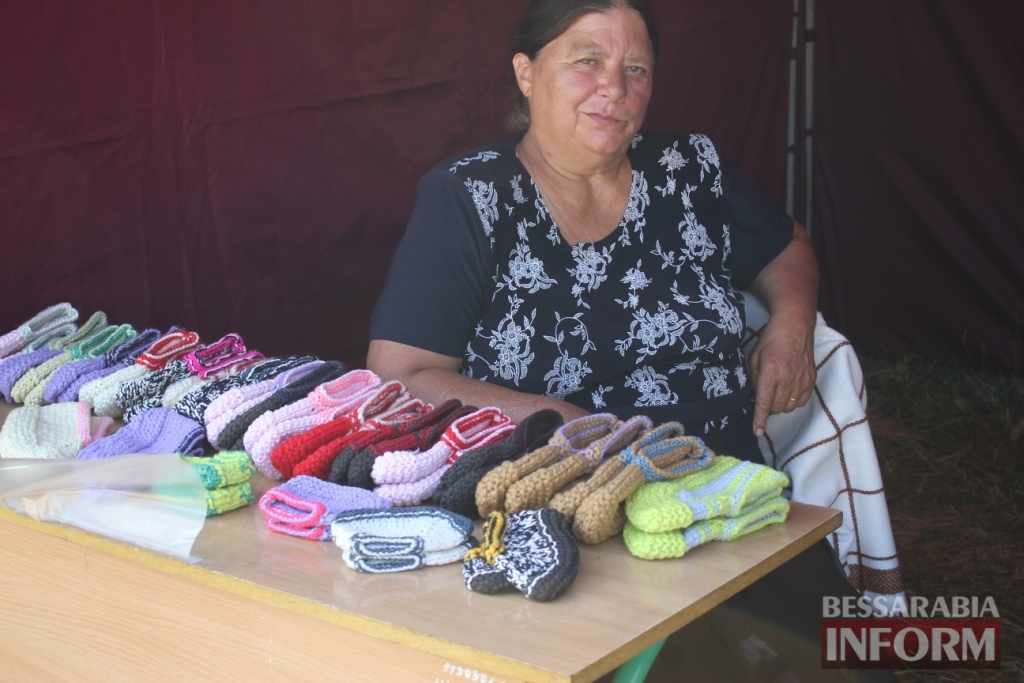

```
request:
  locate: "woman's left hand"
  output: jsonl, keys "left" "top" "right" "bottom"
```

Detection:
{"left": 748, "top": 309, "right": 816, "bottom": 437}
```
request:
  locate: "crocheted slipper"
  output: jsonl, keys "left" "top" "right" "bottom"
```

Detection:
{"left": 434, "top": 408, "right": 564, "bottom": 518}
{"left": 240, "top": 363, "right": 365, "bottom": 475}
{"left": 217, "top": 359, "right": 346, "bottom": 453}
{"left": 372, "top": 408, "right": 516, "bottom": 507}
{"left": 41, "top": 311, "right": 108, "bottom": 352}
{"left": 203, "top": 359, "right": 323, "bottom": 448}
{"left": 281, "top": 379, "right": 418, "bottom": 480}
{"left": 259, "top": 475, "right": 390, "bottom": 540}
{"left": 10, "top": 353, "right": 75, "bottom": 404}
{"left": 118, "top": 360, "right": 193, "bottom": 422}
{"left": 43, "top": 324, "right": 141, "bottom": 403}
{"left": 623, "top": 494, "right": 790, "bottom": 560}
{"left": 76, "top": 407, "right": 206, "bottom": 459}
{"left": 503, "top": 415, "right": 651, "bottom": 514}
{"left": 0, "top": 348, "right": 62, "bottom": 402}
{"left": 0, "top": 402, "right": 113, "bottom": 459}
{"left": 546, "top": 421, "right": 686, "bottom": 523}
{"left": 175, "top": 355, "right": 317, "bottom": 426}
{"left": 463, "top": 509, "right": 579, "bottom": 602}
{"left": 330, "top": 399, "right": 470, "bottom": 488}
{"left": 371, "top": 407, "right": 515, "bottom": 486}
{"left": 572, "top": 427, "right": 715, "bottom": 544}
{"left": 331, "top": 507, "right": 475, "bottom": 572}
{"left": 624, "top": 456, "right": 791, "bottom": 534}
{"left": 265, "top": 376, "right": 409, "bottom": 480}
{"left": 181, "top": 450, "right": 256, "bottom": 489}
{"left": 474, "top": 413, "right": 620, "bottom": 518}
{"left": 0, "top": 303, "right": 78, "bottom": 359}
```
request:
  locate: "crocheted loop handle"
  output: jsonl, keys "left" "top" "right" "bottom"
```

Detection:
{"left": 308, "top": 368, "right": 380, "bottom": 412}
{"left": 69, "top": 324, "right": 136, "bottom": 361}
{"left": 205, "top": 350, "right": 266, "bottom": 380}
{"left": 19, "top": 303, "right": 79, "bottom": 341}
{"left": 551, "top": 413, "right": 620, "bottom": 458}
{"left": 106, "top": 328, "right": 161, "bottom": 366}
{"left": 47, "top": 311, "right": 108, "bottom": 351}
{"left": 622, "top": 432, "right": 715, "bottom": 482}
{"left": 136, "top": 330, "right": 203, "bottom": 370}
{"left": 183, "top": 333, "right": 247, "bottom": 377}
{"left": 441, "top": 407, "right": 515, "bottom": 464}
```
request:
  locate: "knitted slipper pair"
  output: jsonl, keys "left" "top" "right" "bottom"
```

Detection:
{"left": 276, "top": 379, "right": 422, "bottom": 480}
{"left": 203, "top": 359, "right": 326, "bottom": 449}
{"left": 462, "top": 508, "right": 580, "bottom": 602}
{"left": 0, "top": 402, "right": 114, "bottom": 459}
{"left": 18, "top": 324, "right": 137, "bottom": 406}
{"left": 433, "top": 408, "right": 564, "bottom": 519}
{"left": 503, "top": 415, "right": 652, "bottom": 514}
{"left": 9, "top": 312, "right": 114, "bottom": 404}
{"left": 475, "top": 413, "right": 620, "bottom": 518}
{"left": 179, "top": 450, "right": 257, "bottom": 516}
{"left": 566, "top": 423, "right": 715, "bottom": 544}
{"left": 76, "top": 407, "right": 206, "bottom": 459}
{"left": 0, "top": 303, "right": 78, "bottom": 359}
{"left": 259, "top": 474, "right": 390, "bottom": 539}
{"left": 45, "top": 325, "right": 152, "bottom": 404}
{"left": 623, "top": 494, "right": 790, "bottom": 560}
{"left": 328, "top": 399, "right": 472, "bottom": 489}
{"left": 625, "top": 455, "right": 791, "bottom": 533}
{"left": 89, "top": 329, "right": 203, "bottom": 416}
{"left": 239, "top": 363, "right": 369, "bottom": 476}
{"left": 330, "top": 507, "right": 476, "bottom": 573}
{"left": 371, "top": 407, "right": 516, "bottom": 506}
{"left": 171, "top": 354, "right": 317, "bottom": 425}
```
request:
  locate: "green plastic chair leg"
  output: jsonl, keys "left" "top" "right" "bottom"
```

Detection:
{"left": 612, "top": 638, "right": 666, "bottom": 683}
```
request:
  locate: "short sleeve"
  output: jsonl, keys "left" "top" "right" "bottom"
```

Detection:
{"left": 368, "top": 167, "right": 495, "bottom": 358}
{"left": 721, "top": 160, "right": 794, "bottom": 290}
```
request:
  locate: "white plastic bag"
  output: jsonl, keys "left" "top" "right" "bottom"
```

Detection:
{"left": 0, "top": 453, "right": 208, "bottom": 561}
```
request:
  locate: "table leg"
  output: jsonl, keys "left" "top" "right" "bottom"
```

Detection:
{"left": 612, "top": 638, "right": 666, "bottom": 683}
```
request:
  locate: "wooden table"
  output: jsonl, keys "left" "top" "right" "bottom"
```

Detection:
{"left": 0, "top": 406, "right": 841, "bottom": 683}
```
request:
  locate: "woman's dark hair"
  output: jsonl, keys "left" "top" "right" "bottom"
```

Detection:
{"left": 506, "top": 0, "right": 660, "bottom": 130}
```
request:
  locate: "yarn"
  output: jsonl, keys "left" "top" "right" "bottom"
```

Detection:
{"left": 624, "top": 456, "right": 790, "bottom": 534}
{"left": 622, "top": 495, "right": 790, "bottom": 560}
{"left": 0, "top": 303, "right": 78, "bottom": 359}
{"left": 570, "top": 425, "right": 715, "bottom": 544}
{"left": 462, "top": 509, "right": 580, "bottom": 602}
{"left": 503, "top": 414, "right": 651, "bottom": 514}
{"left": 474, "top": 413, "right": 620, "bottom": 518}
{"left": 259, "top": 475, "right": 391, "bottom": 539}
{"left": 434, "top": 408, "right": 564, "bottom": 519}
{"left": 0, "top": 402, "right": 113, "bottom": 459}
{"left": 330, "top": 506, "right": 475, "bottom": 572}
{"left": 76, "top": 407, "right": 206, "bottom": 459}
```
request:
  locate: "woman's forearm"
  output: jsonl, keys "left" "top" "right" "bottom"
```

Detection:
{"left": 366, "top": 339, "right": 589, "bottom": 423}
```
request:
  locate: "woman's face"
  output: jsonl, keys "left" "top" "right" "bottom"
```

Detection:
{"left": 514, "top": 8, "right": 655, "bottom": 162}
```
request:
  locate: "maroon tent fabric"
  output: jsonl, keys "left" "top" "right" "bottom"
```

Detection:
{"left": 0, "top": 1, "right": 792, "bottom": 365}
{"left": 813, "top": 0, "right": 1024, "bottom": 372}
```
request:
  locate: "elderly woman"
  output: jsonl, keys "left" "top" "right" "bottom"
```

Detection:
{"left": 369, "top": 1, "right": 891, "bottom": 680}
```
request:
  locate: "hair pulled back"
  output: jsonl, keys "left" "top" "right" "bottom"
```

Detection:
{"left": 506, "top": 0, "right": 659, "bottom": 130}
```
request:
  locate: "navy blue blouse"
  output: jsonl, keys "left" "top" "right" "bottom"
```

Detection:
{"left": 370, "top": 131, "right": 792, "bottom": 434}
